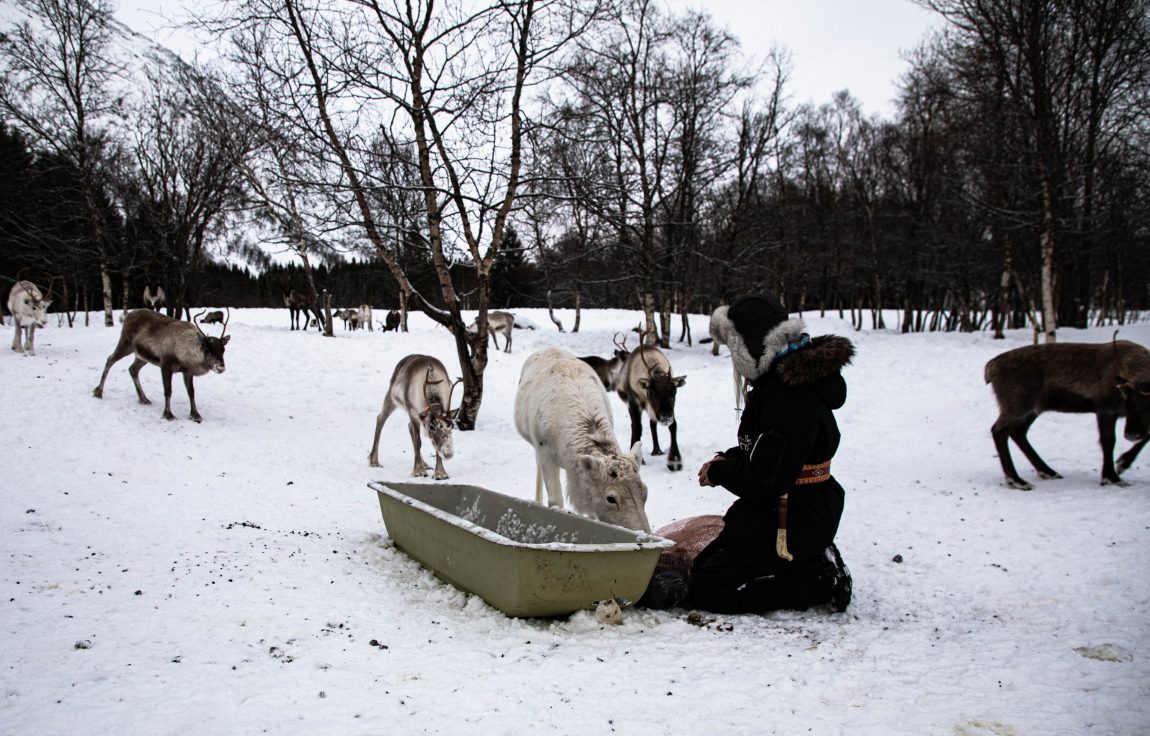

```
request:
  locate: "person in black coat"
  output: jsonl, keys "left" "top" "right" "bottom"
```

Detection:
{"left": 686, "top": 293, "right": 854, "bottom": 613}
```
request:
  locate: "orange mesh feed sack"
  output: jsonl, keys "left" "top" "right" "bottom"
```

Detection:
{"left": 652, "top": 515, "right": 725, "bottom": 580}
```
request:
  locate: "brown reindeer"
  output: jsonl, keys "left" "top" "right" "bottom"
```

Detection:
{"left": 93, "top": 309, "right": 231, "bottom": 422}
{"left": 985, "top": 338, "right": 1150, "bottom": 489}
{"left": 578, "top": 332, "right": 631, "bottom": 391}
{"left": 282, "top": 289, "right": 316, "bottom": 331}
{"left": 368, "top": 355, "right": 461, "bottom": 480}
{"left": 617, "top": 340, "right": 686, "bottom": 471}
{"left": 200, "top": 310, "right": 225, "bottom": 324}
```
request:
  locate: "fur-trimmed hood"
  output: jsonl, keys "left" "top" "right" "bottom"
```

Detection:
{"left": 711, "top": 306, "right": 854, "bottom": 386}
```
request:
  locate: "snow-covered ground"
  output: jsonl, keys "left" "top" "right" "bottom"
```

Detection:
{"left": 2, "top": 307, "right": 1148, "bottom": 735}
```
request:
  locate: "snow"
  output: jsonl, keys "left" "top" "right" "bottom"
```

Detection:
{"left": 3, "top": 307, "right": 1148, "bottom": 735}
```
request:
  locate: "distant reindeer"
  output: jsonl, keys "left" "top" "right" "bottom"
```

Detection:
{"left": 985, "top": 338, "right": 1150, "bottom": 489}
{"left": 578, "top": 332, "right": 631, "bottom": 391}
{"left": 200, "top": 310, "right": 225, "bottom": 324}
{"left": 282, "top": 288, "right": 314, "bottom": 331}
{"left": 93, "top": 309, "right": 231, "bottom": 422}
{"left": 466, "top": 310, "right": 515, "bottom": 353}
{"left": 143, "top": 285, "right": 166, "bottom": 312}
{"left": 700, "top": 304, "right": 746, "bottom": 411}
{"left": 381, "top": 309, "right": 401, "bottom": 333}
{"left": 368, "top": 355, "right": 461, "bottom": 480}
{"left": 515, "top": 347, "right": 651, "bottom": 532}
{"left": 7, "top": 280, "right": 52, "bottom": 356}
{"left": 617, "top": 343, "right": 686, "bottom": 471}
{"left": 359, "top": 304, "right": 373, "bottom": 332}
{"left": 335, "top": 308, "right": 357, "bottom": 330}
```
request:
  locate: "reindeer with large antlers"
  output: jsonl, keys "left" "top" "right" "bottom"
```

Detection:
{"left": 616, "top": 338, "right": 687, "bottom": 471}
{"left": 93, "top": 309, "right": 231, "bottom": 422}
{"left": 368, "top": 355, "right": 461, "bottom": 480}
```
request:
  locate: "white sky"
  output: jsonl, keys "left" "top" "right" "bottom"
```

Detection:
{"left": 113, "top": 0, "right": 942, "bottom": 119}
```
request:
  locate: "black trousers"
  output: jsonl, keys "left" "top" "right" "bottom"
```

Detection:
{"left": 688, "top": 537, "right": 831, "bottom": 614}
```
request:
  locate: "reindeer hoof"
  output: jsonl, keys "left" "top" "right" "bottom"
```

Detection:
{"left": 667, "top": 458, "right": 683, "bottom": 472}
{"left": 1101, "top": 477, "right": 1131, "bottom": 487}
{"left": 162, "top": 412, "right": 176, "bottom": 421}
{"left": 190, "top": 415, "right": 202, "bottom": 423}
{"left": 1006, "top": 479, "right": 1033, "bottom": 491}
{"left": 434, "top": 472, "right": 449, "bottom": 481}
{"left": 651, "top": 449, "right": 665, "bottom": 456}
{"left": 368, "top": 457, "right": 380, "bottom": 468}
{"left": 139, "top": 398, "right": 152, "bottom": 406}
{"left": 1037, "top": 471, "right": 1062, "bottom": 480}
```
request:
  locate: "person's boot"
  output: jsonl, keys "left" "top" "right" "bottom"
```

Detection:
{"left": 824, "top": 543, "right": 852, "bottom": 613}
{"left": 637, "top": 571, "right": 690, "bottom": 609}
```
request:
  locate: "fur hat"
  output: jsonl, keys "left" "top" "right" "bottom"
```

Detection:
{"left": 711, "top": 294, "right": 807, "bottom": 382}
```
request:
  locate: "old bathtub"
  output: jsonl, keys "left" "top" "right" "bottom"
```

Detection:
{"left": 370, "top": 481, "right": 674, "bottom": 618}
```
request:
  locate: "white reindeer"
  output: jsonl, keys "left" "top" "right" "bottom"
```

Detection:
{"left": 359, "top": 304, "right": 373, "bottom": 332}
{"left": 368, "top": 355, "right": 460, "bottom": 480}
{"left": 7, "top": 281, "right": 51, "bottom": 356}
{"left": 466, "top": 310, "right": 515, "bottom": 353}
{"left": 514, "top": 347, "right": 651, "bottom": 532}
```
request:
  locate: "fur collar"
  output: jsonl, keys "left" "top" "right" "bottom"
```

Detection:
{"left": 712, "top": 308, "right": 854, "bottom": 384}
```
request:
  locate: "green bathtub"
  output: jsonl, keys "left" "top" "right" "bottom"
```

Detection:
{"left": 370, "top": 481, "right": 674, "bottom": 618}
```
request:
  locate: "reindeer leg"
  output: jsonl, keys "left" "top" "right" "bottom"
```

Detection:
{"left": 666, "top": 419, "right": 682, "bottom": 472}
{"left": 649, "top": 418, "right": 664, "bottom": 456}
{"left": 184, "top": 373, "right": 202, "bottom": 423}
{"left": 11, "top": 322, "right": 21, "bottom": 352}
{"left": 433, "top": 452, "right": 449, "bottom": 481}
{"left": 127, "top": 357, "right": 152, "bottom": 404}
{"left": 540, "top": 454, "right": 563, "bottom": 507}
{"left": 368, "top": 396, "right": 396, "bottom": 467}
{"left": 94, "top": 341, "right": 137, "bottom": 398}
{"left": 504, "top": 329, "right": 512, "bottom": 353}
{"left": 1117, "top": 436, "right": 1148, "bottom": 475}
{"left": 1011, "top": 415, "right": 1061, "bottom": 480}
{"left": 1098, "top": 414, "right": 1127, "bottom": 486}
{"left": 160, "top": 365, "right": 176, "bottom": 421}
{"left": 25, "top": 325, "right": 35, "bottom": 356}
{"left": 992, "top": 416, "right": 1032, "bottom": 490}
{"left": 628, "top": 401, "right": 645, "bottom": 463}
{"left": 409, "top": 418, "right": 429, "bottom": 477}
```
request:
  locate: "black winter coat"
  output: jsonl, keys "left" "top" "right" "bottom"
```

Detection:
{"left": 706, "top": 335, "right": 854, "bottom": 563}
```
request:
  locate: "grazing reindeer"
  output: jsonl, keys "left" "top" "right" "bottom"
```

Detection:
{"left": 7, "top": 280, "right": 52, "bottom": 356}
{"left": 515, "top": 347, "right": 651, "bottom": 532}
{"left": 359, "top": 304, "right": 373, "bottom": 332}
{"left": 335, "top": 308, "right": 356, "bottom": 330}
{"left": 466, "top": 310, "right": 515, "bottom": 353}
{"left": 200, "top": 310, "right": 225, "bottom": 324}
{"left": 282, "top": 289, "right": 314, "bottom": 331}
{"left": 578, "top": 332, "right": 631, "bottom": 391}
{"left": 368, "top": 355, "right": 461, "bottom": 480}
{"left": 985, "top": 339, "right": 1150, "bottom": 489}
{"left": 93, "top": 309, "right": 231, "bottom": 422}
{"left": 381, "top": 309, "right": 401, "bottom": 333}
{"left": 143, "top": 285, "right": 166, "bottom": 312}
{"left": 617, "top": 343, "right": 686, "bottom": 471}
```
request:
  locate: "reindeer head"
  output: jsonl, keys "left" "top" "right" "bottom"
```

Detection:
{"left": 635, "top": 348, "right": 686, "bottom": 426}
{"left": 420, "top": 369, "right": 462, "bottom": 459}
{"left": 576, "top": 442, "right": 650, "bottom": 532}
{"left": 194, "top": 309, "right": 231, "bottom": 374}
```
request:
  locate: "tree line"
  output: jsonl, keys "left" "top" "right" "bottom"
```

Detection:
{"left": 2, "top": 0, "right": 1148, "bottom": 421}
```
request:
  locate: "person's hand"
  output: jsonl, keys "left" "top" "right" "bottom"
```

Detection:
{"left": 698, "top": 455, "right": 724, "bottom": 487}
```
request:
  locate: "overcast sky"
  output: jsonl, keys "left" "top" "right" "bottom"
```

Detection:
{"left": 115, "top": 0, "right": 942, "bottom": 120}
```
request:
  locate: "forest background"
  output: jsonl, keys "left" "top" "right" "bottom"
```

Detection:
{"left": 2, "top": 0, "right": 1148, "bottom": 411}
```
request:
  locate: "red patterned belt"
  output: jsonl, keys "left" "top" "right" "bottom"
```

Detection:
{"left": 777, "top": 461, "right": 833, "bottom": 561}
{"left": 794, "top": 460, "right": 832, "bottom": 485}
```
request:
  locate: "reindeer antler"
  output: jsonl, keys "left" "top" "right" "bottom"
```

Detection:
{"left": 612, "top": 332, "right": 629, "bottom": 352}
{"left": 446, "top": 377, "right": 464, "bottom": 414}
{"left": 638, "top": 345, "right": 664, "bottom": 375}
{"left": 221, "top": 307, "right": 231, "bottom": 337}
{"left": 193, "top": 309, "right": 207, "bottom": 336}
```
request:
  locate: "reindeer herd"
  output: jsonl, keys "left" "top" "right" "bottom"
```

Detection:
{"left": 6, "top": 277, "right": 1150, "bottom": 533}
